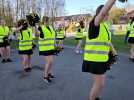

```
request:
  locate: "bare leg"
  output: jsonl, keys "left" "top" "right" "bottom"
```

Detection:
{"left": 89, "top": 74, "right": 105, "bottom": 100}
{"left": 44, "top": 56, "right": 51, "bottom": 78}
{"left": 0, "top": 48, "right": 2, "bottom": 56}
{"left": 5, "top": 46, "right": 11, "bottom": 59}
{"left": 1, "top": 47, "right": 6, "bottom": 60}
{"left": 27, "top": 55, "right": 32, "bottom": 68}
{"left": 21, "top": 55, "right": 28, "bottom": 69}
{"left": 130, "top": 44, "right": 134, "bottom": 58}
{"left": 47, "top": 55, "right": 54, "bottom": 74}
{"left": 75, "top": 40, "right": 82, "bottom": 53}
{"left": 59, "top": 40, "right": 64, "bottom": 48}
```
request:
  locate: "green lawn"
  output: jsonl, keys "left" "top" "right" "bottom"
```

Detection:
{"left": 111, "top": 35, "right": 130, "bottom": 53}
{"left": 64, "top": 35, "right": 130, "bottom": 53}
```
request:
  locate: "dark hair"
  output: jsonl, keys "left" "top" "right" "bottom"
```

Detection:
{"left": 42, "top": 16, "right": 49, "bottom": 23}
{"left": 95, "top": 5, "right": 104, "bottom": 16}
{"left": 130, "top": 17, "right": 134, "bottom": 24}
{"left": 79, "top": 21, "right": 85, "bottom": 28}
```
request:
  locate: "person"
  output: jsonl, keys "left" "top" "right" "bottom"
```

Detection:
{"left": 0, "top": 18, "right": 12, "bottom": 63}
{"left": 14, "top": 19, "right": 33, "bottom": 72}
{"left": 126, "top": 17, "right": 134, "bottom": 61}
{"left": 74, "top": 20, "right": 85, "bottom": 54}
{"left": 82, "top": 0, "right": 118, "bottom": 100}
{"left": 56, "top": 24, "right": 65, "bottom": 49}
{"left": 38, "top": 16, "right": 56, "bottom": 83}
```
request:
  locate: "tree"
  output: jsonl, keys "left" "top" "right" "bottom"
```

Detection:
{"left": 109, "top": 7, "right": 126, "bottom": 24}
{"left": 0, "top": 0, "right": 65, "bottom": 26}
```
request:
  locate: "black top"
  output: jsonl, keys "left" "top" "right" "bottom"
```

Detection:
{"left": 88, "top": 18, "right": 100, "bottom": 39}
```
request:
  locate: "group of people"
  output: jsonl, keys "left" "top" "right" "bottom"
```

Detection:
{"left": 125, "top": 17, "right": 134, "bottom": 61}
{"left": 0, "top": 19, "right": 12, "bottom": 63}
{"left": 0, "top": 0, "right": 133, "bottom": 100}
{"left": 0, "top": 16, "right": 66, "bottom": 84}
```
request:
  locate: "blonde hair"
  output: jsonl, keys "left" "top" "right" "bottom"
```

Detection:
{"left": 42, "top": 16, "right": 49, "bottom": 24}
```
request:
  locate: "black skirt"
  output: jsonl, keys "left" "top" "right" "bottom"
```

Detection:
{"left": 19, "top": 49, "right": 33, "bottom": 55}
{"left": 56, "top": 38, "right": 65, "bottom": 40}
{"left": 0, "top": 42, "right": 4, "bottom": 47}
{"left": 82, "top": 60, "right": 109, "bottom": 75}
{"left": 0, "top": 42, "right": 10, "bottom": 47}
{"left": 39, "top": 50, "right": 56, "bottom": 56}
{"left": 75, "top": 38, "right": 83, "bottom": 40}
{"left": 128, "top": 37, "right": 134, "bottom": 44}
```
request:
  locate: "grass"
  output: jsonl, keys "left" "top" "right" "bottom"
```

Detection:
{"left": 64, "top": 37, "right": 77, "bottom": 46}
{"left": 111, "top": 35, "right": 130, "bottom": 53}
{"left": 64, "top": 35, "right": 130, "bottom": 53}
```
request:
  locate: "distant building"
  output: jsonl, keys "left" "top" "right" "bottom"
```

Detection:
{"left": 119, "top": 5, "right": 134, "bottom": 24}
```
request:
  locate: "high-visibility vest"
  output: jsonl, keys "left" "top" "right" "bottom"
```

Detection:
{"left": 0, "top": 25, "right": 9, "bottom": 43}
{"left": 39, "top": 25, "right": 55, "bottom": 51}
{"left": 56, "top": 28, "right": 65, "bottom": 39}
{"left": 75, "top": 27, "right": 84, "bottom": 39}
{"left": 19, "top": 28, "right": 33, "bottom": 51}
{"left": 84, "top": 22, "right": 111, "bottom": 62}
{"left": 128, "top": 22, "right": 134, "bottom": 38}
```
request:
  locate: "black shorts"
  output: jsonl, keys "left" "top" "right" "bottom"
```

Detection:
{"left": 56, "top": 38, "right": 65, "bottom": 40}
{"left": 18, "top": 49, "right": 33, "bottom": 55}
{"left": 75, "top": 38, "right": 83, "bottom": 40}
{"left": 0, "top": 42, "right": 10, "bottom": 47}
{"left": 39, "top": 50, "right": 56, "bottom": 56}
{"left": 82, "top": 60, "right": 109, "bottom": 75}
{"left": 128, "top": 37, "right": 134, "bottom": 44}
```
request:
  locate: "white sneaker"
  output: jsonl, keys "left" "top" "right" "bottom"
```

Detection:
{"left": 43, "top": 77, "right": 52, "bottom": 84}
{"left": 75, "top": 50, "right": 79, "bottom": 54}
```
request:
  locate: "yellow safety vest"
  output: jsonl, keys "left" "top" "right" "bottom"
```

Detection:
{"left": 56, "top": 28, "right": 65, "bottom": 39}
{"left": 84, "top": 22, "right": 111, "bottom": 62}
{"left": 0, "top": 25, "right": 9, "bottom": 43}
{"left": 128, "top": 22, "right": 134, "bottom": 38}
{"left": 39, "top": 25, "right": 55, "bottom": 51}
{"left": 19, "top": 28, "right": 33, "bottom": 51}
{"left": 75, "top": 27, "right": 84, "bottom": 39}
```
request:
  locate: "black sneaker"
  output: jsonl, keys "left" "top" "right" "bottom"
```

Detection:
{"left": 129, "top": 58, "right": 134, "bottom": 62}
{"left": 1, "top": 59, "right": 6, "bottom": 63}
{"left": 24, "top": 67, "right": 32, "bottom": 72}
{"left": 6, "top": 58, "right": 12, "bottom": 62}
{"left": 48, "top": 73, "right": 55, "bottom": 79}
{"left": 95, "top": 97, "right": 100, "bottom": 100}
{"left": 43, "top": 77, "right": 52, "bottom": 84}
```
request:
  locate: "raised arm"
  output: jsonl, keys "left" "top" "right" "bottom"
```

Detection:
{"left": 11, "top": 26, "right": 23, "bottom": 33}
{"left": 94, "top": 0, "right": 116, "bottom": 26}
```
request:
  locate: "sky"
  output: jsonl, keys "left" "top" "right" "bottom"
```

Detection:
{"left": 65, "top": 0, "right": 134, "bottom": 15}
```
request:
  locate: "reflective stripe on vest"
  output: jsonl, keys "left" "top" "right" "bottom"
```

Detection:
{"left": 86, "top": 42, "right": 110, "bottom": 46}
{"left": 84, "top": 50, "right": 109, "bottom": 54}
{"left": 19, "top": 40, "right": 32, "bottom": 43}
{"left": 19, "top": 28, "right": 33, "bottom": 51}
{"left": 57, "top": 29, "right": 64, "bottom": 38}
{"left": 39, "top": 43, "right": 54, "bottom": 46}
{"left": 84, "top": 22, "right": 111, "bottom": 62}
{"left": 39, "top": 25, "right": 55, "bottom": 51}
{"left": 39, "top": 38, "right": 55, "bottom": 42}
